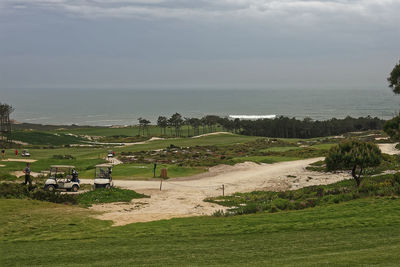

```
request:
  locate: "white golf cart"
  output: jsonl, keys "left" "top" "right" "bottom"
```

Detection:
{"left": 107, "top": 150, "right": 114, "bottom": 158}
{"left": 44, "top": 165, "right": 80, "bottom": 192}
{"left": 21, "top": 149, "right": 30, "bottom": 157}
{"left": 94, "top": 163, "right": 114, "bottom": 189}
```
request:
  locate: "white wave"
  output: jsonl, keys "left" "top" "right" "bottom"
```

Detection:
{"left": 229, "top": 115, "right": 276, "bottom": 120}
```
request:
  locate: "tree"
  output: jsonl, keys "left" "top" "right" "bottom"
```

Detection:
{"left": 157, "top": 116, "right": 168, "bottom": 136}
{"left": 169, "top": 113, "right": 183, "bottom": 137}
{"left": 137, "top": 117, "right": 151, "bottom": 136}
{"left": 383, "top": 116, "right": 400, "bottom": 140}
{"left": 388, "top": 60, "right": 400, "bottom": 94}
{"left": 325, "top": 140, "right": 381, "bottom": 187}
{"left": 0, "top": 103, "right": 14, "bottom": 144}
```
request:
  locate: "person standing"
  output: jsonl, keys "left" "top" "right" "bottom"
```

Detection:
{"left": 23, "top": 163, "right": 32, "bottom": 186}
{"left": 1, "top": 149, "right": 5, "bottom": 160}
{"left": 153, "top": 163, "right": 157, "bottom": 178}
{"left": 15, "top": 149, "right": 18, "bottom": 156}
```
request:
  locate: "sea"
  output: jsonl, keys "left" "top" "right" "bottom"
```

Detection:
{"left": 1, "top": 88, "right": 399, "bottom": 126}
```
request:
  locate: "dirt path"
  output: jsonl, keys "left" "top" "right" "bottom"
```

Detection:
{"left": 84, "top": 157, "right": 350, "bottom": 226}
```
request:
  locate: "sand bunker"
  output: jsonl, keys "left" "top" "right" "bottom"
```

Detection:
{"left": 0, "top": 165, "right": 5, "bottom": 167}
{"left": 1, "top": 158, "right": 37, "bottom": 163}
{"left": 13, "top": 171, "right": 42, "bottom": 178}
{"left": 378, "top": 143, "right": 400, "bottom": 155}
{"left": 192, "top": 132, "right": 233, "bottom": 138}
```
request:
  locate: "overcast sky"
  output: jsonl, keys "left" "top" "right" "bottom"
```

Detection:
{"left": 0, "top": 0, "right": 399, "bottom": 90}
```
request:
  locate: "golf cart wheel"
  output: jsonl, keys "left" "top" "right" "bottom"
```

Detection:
{"left": 105, "top": 184, "right": 111, "bottom": 189}
{"left": 46, "top": 185, "right": 55, "bottom": 192}
{"left": 71, "top": 185, "right": 79, "bottom": 192}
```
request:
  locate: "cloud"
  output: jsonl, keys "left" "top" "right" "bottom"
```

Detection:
{"left": 1, "top": 0, "right": 399, "bottom": 24}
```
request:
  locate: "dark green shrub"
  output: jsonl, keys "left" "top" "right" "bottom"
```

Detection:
{"left": 271, "top": 198, "right": 290, "bottom": 210}
{"left": 235, "top": 203, "right": 259, "bottom": 215}
{"left": 52, "top": 154, "right": 76, "bottom": 160}
{"left": 29, "top": 189, "right": 77, "bottom": 204}
{"left": 0, "top": 172, "right": 18, "bottom": 181}
{"left": 0, "top": 183, "right": 30, "bottom": 198}
{"left": 77, "top": 188, "right": 148, "bottom": 207}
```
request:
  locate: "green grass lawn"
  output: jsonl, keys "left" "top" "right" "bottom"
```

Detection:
{"left": 115, "top": 133, "right": 259, "bottom": 153}
{"left": 232, "top": 155, "right": 300, "bottom": 164}
{"left": 80, "top": 163, "right": 206, "bottom": 179}
{"left": 1, "top": 197, "right": 400, "bottom": 265}
{"left": 12, "top": 131, "right": 86, "bottom": 146}
{"left": 53, "top": 124, "right": 227, "bottom": 138}
{"left": 309, "top": 143, "right": 336, "bottom": 150}
{"left": 259, "top": 146, "right": 302, "bottom": 152}
{"left": 0, "top": 134, "right": 257, "bottom": 179}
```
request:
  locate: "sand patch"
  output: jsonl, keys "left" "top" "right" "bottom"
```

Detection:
{"left": 0, "top": 165, "right": 5, "bottom": 167}
{"left": 1, "top": 158, "right": 37, "bottom": 163}
{"left": 378, "top": 143, "right": 400, "bottom": 155}
{"left": 192, "top": 132, "right": 233, "bottom": 138}
{"left": 13, "top": 171, "right": 42, "bottom": 178}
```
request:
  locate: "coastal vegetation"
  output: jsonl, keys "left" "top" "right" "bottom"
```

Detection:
{"left": 325, "top": 140, "right": 382, "bottom": 186}
{"left": 207, "top": 173, "right": 400, "bottom": 216}
{"left": 10, "top": 115, "right": 384, "bottom": 146}
{"left": 0, "top": 183, "right": 148, "bottom": 207}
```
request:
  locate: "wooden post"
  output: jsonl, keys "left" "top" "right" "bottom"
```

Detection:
{"left": 222, "top": 184, "right": 224, "bottom": 196}
{"left": 160, "top": 179, "right": 163, "bottom": 191}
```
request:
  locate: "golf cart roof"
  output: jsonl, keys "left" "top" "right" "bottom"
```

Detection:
{"left": 96, "top": 164, "right": 113, "bottom": 168}
{"left": 50, "top": 165, "right": 75, "bottom": 169}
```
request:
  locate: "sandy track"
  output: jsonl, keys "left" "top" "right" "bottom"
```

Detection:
{"left": 83, "top": 157, "right": 351, "bottom": 226}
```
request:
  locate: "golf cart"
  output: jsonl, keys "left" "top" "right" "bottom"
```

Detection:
{"left": 94, "top": 163, "right": 113, "bottom": 189}
{"left": 44, "top": 165, "right": 80, "bottom": 192}
{"left": 21, "top": 149, "right": 30, "bottom": 157}
{"left": 107, "top": 150, "right": 114, "bottom": 158}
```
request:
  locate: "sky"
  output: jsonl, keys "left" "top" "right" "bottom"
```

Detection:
{"left": 0, "top": 0, "right": 399, "bottom": 90}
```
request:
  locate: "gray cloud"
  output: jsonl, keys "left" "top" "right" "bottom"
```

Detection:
{"left": 0, "top": 0, "right": 399, "bottom": 89}
{"left": 1, "top": 0, "right": 399, "bottom": 24}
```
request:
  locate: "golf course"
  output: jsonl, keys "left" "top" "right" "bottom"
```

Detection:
{"left": 2, "top": 123, "right": 400, "bottom": 265}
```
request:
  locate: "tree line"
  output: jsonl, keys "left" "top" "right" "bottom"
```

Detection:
{"left": 135, "top": 113, "right": 385, "bottom": 139}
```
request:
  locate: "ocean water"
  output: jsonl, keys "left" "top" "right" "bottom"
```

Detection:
{"left": 1, "top": 88, "right": 399, "bottom": 126}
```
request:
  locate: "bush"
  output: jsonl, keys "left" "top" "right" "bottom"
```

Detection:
{"left": 52, "top": 154, "right": 76, "bottom": 160}
{"left": 206, "top": 173, "right": 400, "bottom": 216}
{"left": 77, "top": 188, "right": 149, "bottom": 207}
{"left": 29, "top": 188, "right": 77, "bottom": 204}
{"left": 0, "top": 183, "right": 30, "bottom": 198}
{"left": 0, "top": 183, "right": 77, "bottom": 204}
{"left": 0, "top": 172, "right": 18, "bottom": 181}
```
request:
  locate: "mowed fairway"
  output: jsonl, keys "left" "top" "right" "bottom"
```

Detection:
{"left": 0, "top": 134, "right": 258, "bottom": 179}
{"left": 1, "top": 197, "right": 400, "bottom": 266}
